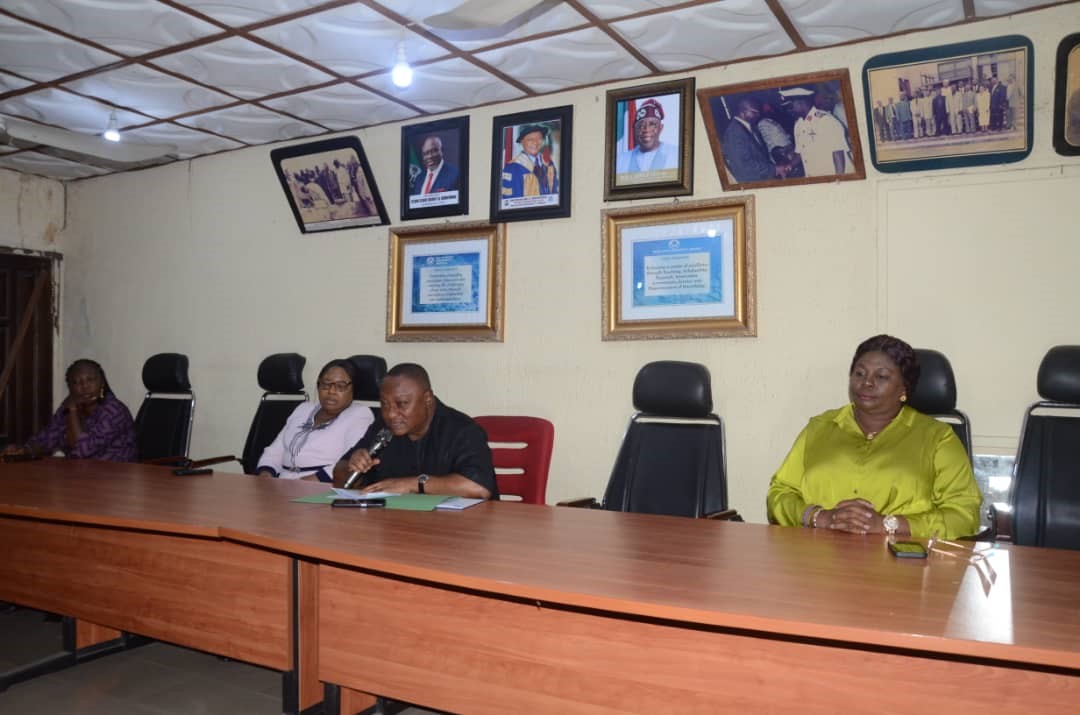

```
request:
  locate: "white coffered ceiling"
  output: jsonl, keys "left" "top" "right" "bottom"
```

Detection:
{"left": 0, "top": 0, "right": 1074, "bottom": 180}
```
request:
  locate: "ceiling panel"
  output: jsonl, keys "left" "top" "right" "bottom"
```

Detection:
{"left": 0, "top": 0, "right": 1073, "bottom": 181}
{"left": 176, "top": 103, "right": 325, "bottom": 144}
{"left": 149, "top": 36, "right": 336, "bottom": 100}
{"left": 62, "top": 65, "right": 235, "bottom": 119}
{"left": 262, "top": 82, "right": 420, "bottom": 130}
{"left": 0, "top": 13, "right": 120, "bottom": 82}
{"left": 250, "top": 4, "right": 451, "bottom": 76}
{"left": 474, "top": 27, "right": 650, "bottom": 93}
{"left": 612, "top": 0, "right": 796, "bottom": 72}
{"left": 0, "top": 0, "right": 222, "bottom": 54}
{"left": 362, "top": 57, "right": 526, "bottom": 113}
{"left": 777, "top": 0, "right": 966, "bottom": 47}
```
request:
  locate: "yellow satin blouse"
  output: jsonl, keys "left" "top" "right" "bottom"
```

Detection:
{"left": 767, "top": 404, "right": 982, "bottom": 539}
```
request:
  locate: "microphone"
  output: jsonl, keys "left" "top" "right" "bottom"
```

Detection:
{"left": 342, "top": 428, "right": 392, "bottom": 489}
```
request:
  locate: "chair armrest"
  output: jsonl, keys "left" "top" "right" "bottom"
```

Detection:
{"left": 187, "top": 455, "right": 239, "bottom": 469}
{"left": 704, "top": 508, "right": 743, "bottom": 521}
{"left": 142, "top": 456, "right": 191, "bottom": 468}
{"left": 557, "top": 497, "right": 599, "bottom": 508}
{"left": 989, "top": 503, "right": 1012, "bottom": 543}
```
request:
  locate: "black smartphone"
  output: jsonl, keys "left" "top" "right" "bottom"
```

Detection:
{"left": 172, "top": 467, "right": 213, "bottom": 476}
{"left": 331, "top": 498, "right": 386, "bottom": 508}
{"left": 888, "top": 540, "right": 928, "bottom": 559}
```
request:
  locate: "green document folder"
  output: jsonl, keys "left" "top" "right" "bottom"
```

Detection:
{"left": 291, "top": 491, "right": 448, "bottom": 511}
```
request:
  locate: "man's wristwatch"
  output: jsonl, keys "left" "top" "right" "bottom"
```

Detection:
{"left": 417, "top": 473, "right": 429, "bottom": 494}
{"left": 883, "top": 514, "right": 900, "bottom": 537}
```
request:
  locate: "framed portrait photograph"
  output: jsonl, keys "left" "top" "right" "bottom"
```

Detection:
{"left": 490, "top": 105, "right": 572, "bottom": 223}
{"left": 697, "top": 69, "right": 865, "bottom": 192}
{"left": 1053, "top": 32, "right": 1080, "bottom": 156}
{"left": 270, "top": 136, "right": 389, "bottom": 233}
{"left": 601, "top": 197, "right": 756, "bottom": 341}
{"left": 386, "top": 222, "right": 506, "bottom": 342}
{"left": 862, "top": 35, "right": 1034, "bottom": 172}
{"left": 400, "top": 116, "right": 469, "bottom": 221}
{"left": 604, "top": 78, "right": 694, "bottom": 201}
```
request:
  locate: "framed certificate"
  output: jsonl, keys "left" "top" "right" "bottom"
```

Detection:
{"left": 387, "top": 222, "right": 506, "bottom": 342}
{"left": 601, "top": 198, "right": 756, "bottom": 341}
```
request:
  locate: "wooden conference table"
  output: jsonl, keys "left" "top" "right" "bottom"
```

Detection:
{"left": 1, "top": 460, "right": 1079, "bottom": 714}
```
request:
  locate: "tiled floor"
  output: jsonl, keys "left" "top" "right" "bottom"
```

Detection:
{"left": 0, "top": 608, "right": 438, "bottom": 715}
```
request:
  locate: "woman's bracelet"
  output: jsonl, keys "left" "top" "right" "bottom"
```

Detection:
{"left": 804, "top": 505, "right": 823, "bottom": 528}
{"left": 809, "top": 507, "right": 824, "bottom": 529}
{"left": 801, "top": 504, "right": 817, "bottom": 527}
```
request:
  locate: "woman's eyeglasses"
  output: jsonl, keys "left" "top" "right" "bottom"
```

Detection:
{"left": 317, "top": 380, "right": 352, "bottom": 393}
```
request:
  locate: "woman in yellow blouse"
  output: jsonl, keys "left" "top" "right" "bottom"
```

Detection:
{"left": 767, "top": 335, "right": 982, "bottom": 540}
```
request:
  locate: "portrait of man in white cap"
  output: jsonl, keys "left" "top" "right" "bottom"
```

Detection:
{"left": 779, "top": 86, "right": 854, "bottom": 178}
{"left": 616, "top": 97, "right": 679, "bottom": 176}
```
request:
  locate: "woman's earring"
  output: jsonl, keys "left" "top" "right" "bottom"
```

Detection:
{"left": 99, "top": 388, "right": 105, "bottom": 399}
{"left": 900, "top": 394, "right": 907, "bottom": 403}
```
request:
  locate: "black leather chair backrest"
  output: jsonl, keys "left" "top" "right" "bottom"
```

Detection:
{"left": 240, "top": 353, "right": 307, "bottom": 475}
{"left": 134, "top": 353, "right": 194, "bottom": 461}
{"left": 602, "top": 361, "right": 729, "bottom": 518}
{"left": 1011, "top": 345, "right": 1080, "bottom": 549}
{"left": 347, "top": 355, "right": 387, "bottom": 402}
{"left": 908, "top": 348, "right": 972, "bottom": 461}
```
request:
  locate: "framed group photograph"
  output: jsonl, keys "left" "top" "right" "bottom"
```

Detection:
{"left": 490, "top": 105, "right": 572, "bottom": 223}
{"left": 601, "top": 197, "right": 756, "bottom": 341}
{"left": 604, "top": 78, "right": 694, "bottom": 201}
{"left": 697, "top": 69, "right": 865, "bottom": 192}
{"left": 862, "top": 34, "right": 1034, "bottom": 172}
{"left": 1053, "top": 32, "right": 1080, "bottom": 156}
{"left": 270, "top": 136, "right": 389, "bottom": 233}
{"left": 386, "top": 222, "right": 506, "bottom": 342}
{"left": 400, "top": 116, "right": 469, "bottom": 221}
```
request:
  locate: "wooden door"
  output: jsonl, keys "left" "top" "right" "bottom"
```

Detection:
{"left": 0, "top": 252, "right": 55, "bottom": 447}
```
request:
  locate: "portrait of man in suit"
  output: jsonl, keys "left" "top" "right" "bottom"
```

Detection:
{"left": 410, "top": 135, "right": 459, "bottom": 197}
{"left": 401, "top": 117, "right": 469, "bottom": 220}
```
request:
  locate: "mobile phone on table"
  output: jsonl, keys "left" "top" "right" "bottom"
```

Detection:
{"left": 888, "top": 540, "right": 928, "bottom": 559}
{"left": 331, "top": 498, "right": 386, "bottom": 508}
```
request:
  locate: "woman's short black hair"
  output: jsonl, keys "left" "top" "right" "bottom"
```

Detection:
{"left": 65, "top": 358, "right": 114, "bottom": 396}
{"left": 850, "top": 334, "right": 920, "bottom": 395}
{"left": 317, "top": 359, "right": 359, "bottom": 397}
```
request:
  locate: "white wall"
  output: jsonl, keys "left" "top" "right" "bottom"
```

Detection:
{"left": 58, "top": 5, "right": 1080, "bottom": 521}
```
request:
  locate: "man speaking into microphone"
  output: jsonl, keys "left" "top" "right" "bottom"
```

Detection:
{"left": 332, "top": 363, "right": 497, "bottom": 500}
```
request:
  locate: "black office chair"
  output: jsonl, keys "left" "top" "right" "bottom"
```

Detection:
{"left": 190, "top": 353, "right": 307, "bottom": 474}
{"left": 908, "top": 348, "right": 973, "bottom": 462}
{"left": 996, "top": 346, "right": 1080, "bottom": 550}
{"left": 134, "top": 353, "right": 194, "bottom": 462}
{"left": 562, "top": 361, "right": 739, "bottom": 520}
{"left": 346, "top": 354, "right": 387, "bottom": 403}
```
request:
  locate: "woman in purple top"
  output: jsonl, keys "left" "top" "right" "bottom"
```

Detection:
{"left": 3, "top": 359, "right": 137, "bottom": 462}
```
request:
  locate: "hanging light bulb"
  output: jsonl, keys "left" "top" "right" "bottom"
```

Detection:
{"left": 391, "top": 40, "right": 413, "bottom": 88}
{"left": 103, "top": 111, "right": 120, "bottom": 142}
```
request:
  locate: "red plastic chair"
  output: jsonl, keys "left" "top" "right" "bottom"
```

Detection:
{"left": 473, "top": 416, "right": 554, "bottom": 505}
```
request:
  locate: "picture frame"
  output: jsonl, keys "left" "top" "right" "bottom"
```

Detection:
{"left": 270, "top": 136, "right": 389, "bottom": 233}
{"left": 601, "top": 197, "right": 756, "bottom": 341}
{"left": 490, "top": 105, "right": 572, "bottom": 223}
{"left": 400, "top": 116, "right": 470, "bottom": 221}
{"left": 862, "top": 34, "right": 1034, "bottom": 172}
{"left": 604, "top": 78, "right": 694, "bottom": 201}
{"left": 1053, "top": 32, "right": 1080, "bottom": 156}
{"left": 386, "top": 222, "right": 506, "bottom": 342}
{"left": 697, "top": 69, "right": 865, "bottom": 192}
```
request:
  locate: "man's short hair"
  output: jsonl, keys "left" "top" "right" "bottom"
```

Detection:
{"left": 386, "top": 362, "right": 431, "bottom": 392}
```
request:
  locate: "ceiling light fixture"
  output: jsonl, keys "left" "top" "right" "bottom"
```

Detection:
{"left": 103, "top": 111, "right": 120, "bottom": 142}
{"left": 391, "top": 40, "right": 413, "bottom": 88}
